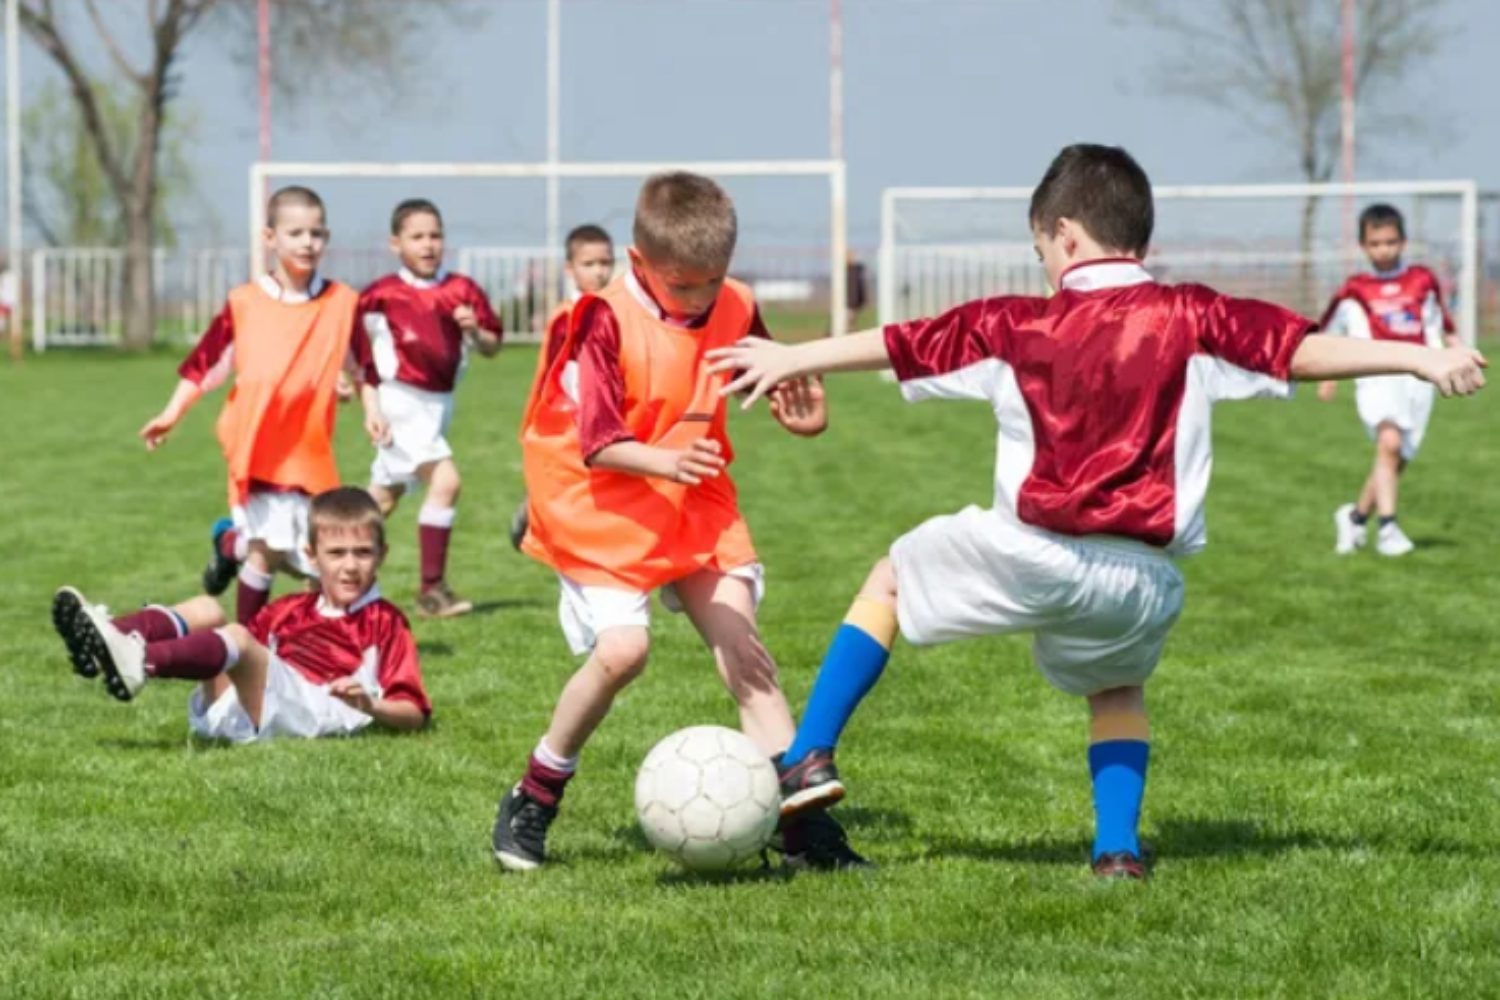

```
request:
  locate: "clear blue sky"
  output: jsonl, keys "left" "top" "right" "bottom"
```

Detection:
{"left": 12, "top": 0, "right": 1498, "bottom": 251}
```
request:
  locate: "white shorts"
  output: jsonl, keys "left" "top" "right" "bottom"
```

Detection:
{"left": 890, "top": 506, "right": 1185, "bottom": 696}
{"left": 1354, "top": 374, "right": 1434, "bottom": 461}
{"left": 232, "top": 491, "right": 315, "bottom": 577}
{"left": 557, "top": 563, "right": 766, "bottom": 656}
{"left": 369, "top": 381, "right": 456, "bottom": 489}
{"left": 187, "top": 653, "right": 380, "bottom": 743}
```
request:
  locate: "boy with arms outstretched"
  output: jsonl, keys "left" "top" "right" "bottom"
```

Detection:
{"left": 145, "top": 186, "right": 388, "bottom": 623}
{"left": 492, "top": 172, "right": 864, "bottom": 872}
{"left": 359, "top": 198, "right": 504, "bottom": 617}
{"left": 710, "top": 145, "right": 1486, "bottom": 880}
{"left": 1318, "top": 203, "right": 1460, "bottom": 557}
{"left": 508, "top": 224, "right": 616, "bottom": 551}
{"left": 52, "top": 488, "right": 430, "bottom": 741}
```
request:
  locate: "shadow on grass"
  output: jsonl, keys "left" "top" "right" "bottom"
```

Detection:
{"left": 418, "top": 640, "right": 455, "bottom": 657}
{"left": 1408, "top": 537, "right": 1456, "bottom": 549}
{"left": 469, "top": 598, "right": 548, "bottom": 616}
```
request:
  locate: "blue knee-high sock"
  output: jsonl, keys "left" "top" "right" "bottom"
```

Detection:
{"left": 782, "top": 599, "right": 897, "bottom": 766}
{"left": 1089, "top": 739, "right": 1150, "bottom": 860}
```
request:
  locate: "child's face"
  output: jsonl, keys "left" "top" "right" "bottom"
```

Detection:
{"left": 308, "top": 522, "right": 385, "bottom": 609}
{"left": 629, "top": 247, "right": 726, "bottom": 321}
{"left": 1361, "top": 222, "right": 1405, "bottom": 272}
{"left": 391, "top": 211, "right": 445, "bottom": 279}
{"left": 264, "top": 204, "right": 329, "bottom": 279}
{"left": 566, "top": 240, "right": 615, "bottom": 295}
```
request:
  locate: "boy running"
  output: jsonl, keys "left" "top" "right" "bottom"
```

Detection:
{"left": 359, "top": 198, "right": 503, "bottom": 617}
{"left": 709, "top": 145, "right": 1486, "bottom": 880}
{"left": 144, "top": 186, "right": 387, "bottom": 624}
{"left": 492, "top": 173, "right": 864, "bottom": 873}
{"left": 509, "top": 224, "right": 617, "bottom": 551}
{"left": 52, "top": 488, "right": 430, "bottom": 740}
{"left": 1319, "top": 203, "right": 1459, "bottom": 557}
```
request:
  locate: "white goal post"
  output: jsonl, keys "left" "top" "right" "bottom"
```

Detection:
{"left": 249, "top": 159, "right": 849, "bottom": 337}
{"left": 880, "top": 180, "right": 1480, "bottom": 346}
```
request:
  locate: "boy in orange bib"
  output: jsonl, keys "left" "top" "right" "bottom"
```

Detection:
{"left": 492, "top": 173, "right": 866, "bottom": 873}
{"left": 140, "top": 186, "right": 389, "bottom": 625}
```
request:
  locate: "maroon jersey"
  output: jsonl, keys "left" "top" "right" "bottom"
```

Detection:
{"left": 884, "top": 259, "right": 1313, "bottom": 554}
{"left": 1318, "top": 265, "right": 1454, "bottom": 345}
{"left": 179, "top": 275, "right": 375, "bottom": 389}
{"left": 247, "top": 588, "right": 430, "bottom": 715}
{"left": 358, "top": 269, "right": 502, "bottom": 393}
{"left": 569, "top": 268, "right": 772, "bottom": 460}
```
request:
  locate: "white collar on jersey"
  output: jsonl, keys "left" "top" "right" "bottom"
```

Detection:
{"left": 623, "top": 266, "right": 711, "bottom": 329}
{"left": 1370, "top": 264, "right": 1409, "bottom": 280}
{"left": 1058, "top": 258, "right": 1155, "bottom": 292}
{"left": 258, "top": 272, "right": 326, "bottom": 303}
{"left": 317, "top": 584, "right": 382, "bottom": 619}
{"left": 398, "top": 266, "right": 448, "bottom": 289}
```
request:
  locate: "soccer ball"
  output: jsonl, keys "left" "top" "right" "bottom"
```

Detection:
{"left": 634, "top": 725, "right": 780, "bottom": 871}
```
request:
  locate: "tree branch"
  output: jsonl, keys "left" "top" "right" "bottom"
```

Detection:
{"left": 83, "top": 0, "right": 147, "bottom": 87}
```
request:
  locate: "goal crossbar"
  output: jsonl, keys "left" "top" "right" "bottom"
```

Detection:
{"left": 879, "top": 179, "right": 1480, "bottom": 344}
{"left": 249, "top": 159, "right": 849, "bottom": 336}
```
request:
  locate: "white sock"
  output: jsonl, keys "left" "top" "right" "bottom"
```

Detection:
{"left": 238, "top": 564, "right": 273, "bottom": 591}
{"left": 213, "top": 628, "right": 241, "bottom": 670}
{"left": 534, "top": 738, "right": 578, "bottom": 774}
{"left": 418, "top": 503, "right": 457, "bottom": 529}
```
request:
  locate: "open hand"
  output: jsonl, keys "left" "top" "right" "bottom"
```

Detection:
{"left": 769, "top": 376, "right": 827, "bottom": 435}
{"left": 706, "top": 338, "right": 797, "bottom": 408}
{"left": 662, "top": 438, "right": 726, "bottom": 485}
{"left": 453, "top": 304, "right": 479, "bottom": 332}
{"left": 335, "top": 371, "right": 356, "bottom": 403}
{"left": 1419, "top": 345, "right": 1487, "bottom": 397}
{"left": 139, "top": 409, "right": 179, "bottom": 451}
{"left": 365, "top": 410, "right": 392, "bottom": 447}
{"left": 328, "top": 676, "right": 376, "bottom": 714}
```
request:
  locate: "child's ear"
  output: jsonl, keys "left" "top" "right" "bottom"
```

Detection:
{"left": 627, "top": 246, "right": 644, "bottom": 269}
{"left": 389, "top": 234, "right": 401, "bottom": 256}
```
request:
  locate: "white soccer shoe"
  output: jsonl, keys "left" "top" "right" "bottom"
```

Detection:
{"left": 74, "top": 601, "right": 148, "bottom": 701}
{"left": 1376, "top": 521, "right": 1415, "bottom": 558}
{"left": 1333, "top": 503, "right": 1368, "bottom": 555}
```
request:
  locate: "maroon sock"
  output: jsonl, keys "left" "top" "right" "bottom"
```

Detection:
{"left": 112, "top": 606, "right": 184, "bottom": 642}
{"left": 418, "top": 524, "right": 452, "bottom": 592}
{"left": 236, "top": 577, "right": 270, "bottom": 624}
{"left": 217, "top": 528, "right": 240, "bottom": 562}
{"left": 520, "top": 754, "right": 574, "bottom": 808}
{"left": 145, "top": 631, "right": 231, "bottom": 681}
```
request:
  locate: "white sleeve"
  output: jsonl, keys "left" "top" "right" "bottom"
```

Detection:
{"left": 1421, "top": 292, "right": 1446, "bottom": 348}
{"left": 1325, "top": 299, "right": 1371, "bottom": 340}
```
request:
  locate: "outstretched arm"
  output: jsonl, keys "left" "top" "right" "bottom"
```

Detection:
{"left": 707, "top": 329, "right": 892, "bottom": 407}
{"left": 139, "top": 378, "right": 203, "bottom": 451}
{"left": 1290, "top": 335, "right": 1486, "bottom": 397}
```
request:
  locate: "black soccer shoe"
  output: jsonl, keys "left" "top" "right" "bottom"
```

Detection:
{"left": 51, "top": 586, "right": 99, "bottom": 678}
{"left": 1091, "top": 851, "right": 1148, "bottom": 881}
{"left": 507, "top": 499, "right": 530, "bottom": 552}
{"left": 201, "top": 517, "right": 238, "bottom": 596}
{"left": 776, "top": 749, "right": 845, "bottom": 818}
{"left": 492, "top": 784, "right": 558, "bottom": 872}
{"left": 780, "top": 809, "right": 873, "bottom": 873}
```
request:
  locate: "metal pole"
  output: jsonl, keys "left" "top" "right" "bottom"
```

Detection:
{"left": 255, "top": 0, "right": 270, "bottom": 275}
{"left": 1340, "top": 0, "right": 1356, "bottom": 257}
{"left": 545, "top": 0, "right": 561, "bottom": 319}
{"left": 7, "top": 0, "right": 23, "bottom": 360}
{"left": 829, "top": 0, "right": 843, "bottom": 163}
{"left": 829, "top": 0, "right": 847, "bottom": 334}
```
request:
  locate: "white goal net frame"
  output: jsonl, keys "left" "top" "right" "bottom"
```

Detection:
{"left": 879, "top": 180, "right": 1480, "bottom": 346}
{"left": 250, "top": 159, "right": 850, "bottom": 338}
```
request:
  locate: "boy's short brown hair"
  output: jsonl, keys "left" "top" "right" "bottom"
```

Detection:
{"left": 1029, "top": 144, "right": 1153, "bottom": 256}
{"left": 1358, "top": 203, "right": 1405, "bottom": 241}
{"left": 267, "top": 185, "right": 326, "bottom": 228}
{"left": 565, "top": 223, "right": 613, "bottom": 261}
{"left": 392, "top": 198, "right": 443, "bottom": 236}
{"left": 308, "top": 487, "right": 385, "bottom": 550}
{"left": 633, "top": 172, "right": 737, "bottom": 270}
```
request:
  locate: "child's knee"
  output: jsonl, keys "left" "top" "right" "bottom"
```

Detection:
{"left": 180, "top": 595, "right": 226, "bottom": 630}
{"left": 218, "top": 623, "right": 254, "bottom": 654}
{"left": 426, "top": 460, "right": 461, "bottom": 503}
{"left": 859, "top": 558, "right": 899, "bottom": 606}
{"left": 593, "top": 628, "right": 650, "bottom": 688}
{"left": 1376, "top": 424, "right": 1404, "bottom": 456}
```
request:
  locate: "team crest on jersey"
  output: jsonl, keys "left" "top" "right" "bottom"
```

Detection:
{"left": 1381, "top": 283, "right": 1402, "bottom": 295}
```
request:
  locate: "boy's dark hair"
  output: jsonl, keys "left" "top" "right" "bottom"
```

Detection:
{"left": 267, "top": 185, "right": 326, "bottom": 228}
{"left": 1029, "top": 144, "right": 1154, "bottom": 256}
{"left": 633, "top": 172, "right": 737, "bottom": 270}
{"left": 565, "top": 223, "right": 613, "bottom": 261}
{"left": 308, "top": 487, "right": 385, "bottom": 550}
{"left": 391, "top": 198, "right": 443, "bottom": 236}
{"left": 1359, "top": 203, "right": 1405, "bottom": 241}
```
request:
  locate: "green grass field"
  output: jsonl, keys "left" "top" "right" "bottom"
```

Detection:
{"left": 2, "top": 348, "right": 1497, "bottom": 999}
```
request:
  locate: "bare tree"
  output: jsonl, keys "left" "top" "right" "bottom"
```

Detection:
{"left": 1124, "top": 0, "right": 1448, "bottom": 308}
{"left": 17, "top": 0, "right": 473, "bottom": 349}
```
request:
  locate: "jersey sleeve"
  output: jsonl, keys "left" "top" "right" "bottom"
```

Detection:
{"left": 1419, "top": 268, "right": 1456, "bottom": 340}
{"left": 346, "top": 308, "right": 380, "bottom": 386}
{"left": 375, "top": 610, "right": 431, "bottom": 716}
{"left": 748, "top": 304, "right": 773, "bottom": 341}
{"left": 1192, "top": 287, "right": 1313, "bottom": 381}
{"left": 1316, "top": 280, "right": 1353, "bottom": 333}
{"left": 882, "top": 295, "right": 1037, "bottom": 401}
{"left": 571, "top": 300, "right": 634, "bottom": 462}
{"left": 178, "top": 303, "right": 236, "bottom": 390}
{"left": 466, "top": 280, "right": 504, "bottom": 341}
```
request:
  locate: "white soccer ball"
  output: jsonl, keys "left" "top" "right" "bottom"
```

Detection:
{"left": 634, "top": 725, "right": 780, "bottom": 871}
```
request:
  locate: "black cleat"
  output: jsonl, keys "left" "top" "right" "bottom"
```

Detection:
{"left": 780, "top": 808, "right": 873, "bottom": 872}
{"left": 52, "top": 586, "right": 98, "bottom": 678}
{"left": 202, "top": 517, "right": 238, "bottom": 596}
{"left": 776, "top": 749, "right": 845, "bottom": 818}
{"left": 1091, "top": 851, "right": 1148, "bottom": 881}
{"left": 492, "top": 784, "right": 558, "bottom": 872}
{"left": 507, "top": 499, "right": 530, "bottom": 552}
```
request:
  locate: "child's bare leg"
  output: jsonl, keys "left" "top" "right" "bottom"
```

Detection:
{"left": 368, "top": 483, "right": 405, "bottom": 518}
{"left": 216, "top": 624, "right": 271, "bottom": 727}
{"left": 675, "top": 569, "right": 794, "bottom": 755}
{"left": 1086, "top": 685, "right": 1150, "bottom": 866}
{"left": 1371, "top": 422, "right": 1405, "bottom": 519}
{"left": 542, "top": 627, "right": 651, "bottom": 759}
{"left": 416, "top": 459, "right": 464, "bottom": 600}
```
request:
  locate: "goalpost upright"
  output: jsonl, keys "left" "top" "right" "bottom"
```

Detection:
{"left": 249, "top": 159, "right": 850, "bottom": 337}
